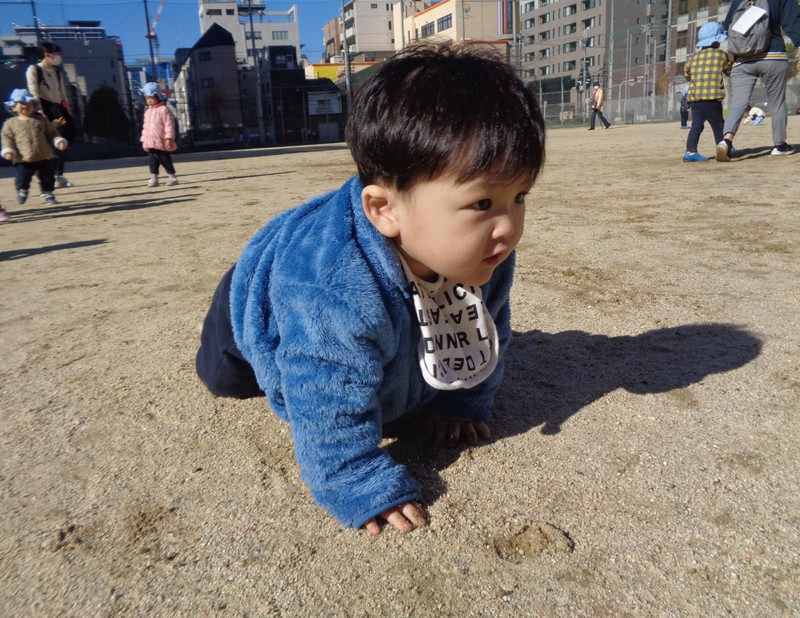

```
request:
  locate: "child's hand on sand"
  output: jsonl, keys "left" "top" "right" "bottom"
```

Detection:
{"left": 363, "top": 501, "right": 427, "bottom": 536}
{"left": 425, "top": 416, "right": 491, "bottom": 448}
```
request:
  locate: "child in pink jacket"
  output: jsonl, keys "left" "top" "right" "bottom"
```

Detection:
{"left": 140, "top": 82, "right": 178, "bottom": 187}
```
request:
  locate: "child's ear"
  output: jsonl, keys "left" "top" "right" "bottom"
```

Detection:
{"left": 362, "top": 184, "right": 400, "bottom": 238}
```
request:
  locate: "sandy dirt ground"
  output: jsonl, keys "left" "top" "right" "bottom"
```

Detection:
{"left": 1, "top": 119, "right": 798, "bottom": 617}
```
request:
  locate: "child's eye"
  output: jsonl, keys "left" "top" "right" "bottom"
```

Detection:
{"left": 515, "top": 192, "right": 528, "bottom": 205}
{"left": 473, "top": 199, "right": 492, "bottom": 211}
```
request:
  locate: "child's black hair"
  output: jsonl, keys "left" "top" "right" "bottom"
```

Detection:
{"left": 346, "top": 42, "right": 546, "bottom": 193}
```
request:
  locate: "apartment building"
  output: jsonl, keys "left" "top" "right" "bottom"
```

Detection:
{"left": 520, "top": 0, "right": 730, "bottom": 95}
{"left": 198, "top": 0, "right": 301, "bottom": 62}
{"left": 322, "top": 17, "right": 343, "bottom": 62}
{"left": 395, "top": 0, "right": 503, "bottom": 50}
{"left": 340, "top": 1, "right": 398, "bottom": 62}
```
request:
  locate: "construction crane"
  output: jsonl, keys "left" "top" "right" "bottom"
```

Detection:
{"left": 144, "top": 0, "right": 166, "bottom": 64}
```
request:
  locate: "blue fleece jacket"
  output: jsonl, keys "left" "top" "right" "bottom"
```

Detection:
{"left": 229, "top": 176, "right": 514, "bottom": 528}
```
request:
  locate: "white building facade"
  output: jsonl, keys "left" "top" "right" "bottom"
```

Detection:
{"left": 197, "top": 0, "right": 301, "bottom": 62}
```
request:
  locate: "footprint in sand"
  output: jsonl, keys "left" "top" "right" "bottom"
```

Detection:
{"left": 493, "top": 522, "right": 575, "bottom": 563}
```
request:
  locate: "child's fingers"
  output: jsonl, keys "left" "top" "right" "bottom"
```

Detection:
{"left": 399, "top": 502, "right": 427, "bottom": 528}
{"left": 384, "top": 508, "right": 414, "bottom": 533}
{"left": 474, "top": 421, "right": 492, "bottom": 441}
{"left": 445, "top": 419, "right": 462, "bottom": 447}
{"left": 364, "top": 518, "right": 381, "bottom": 536}
{"left": 462, "top": 422, "right": 479, "bottom": 445}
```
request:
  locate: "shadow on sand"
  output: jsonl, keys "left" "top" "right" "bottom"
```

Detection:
{"left": 0, "top": 239, "right": 110, "bottom": 261}
{"left": 386, "top": 322, "right": 762, "bottom": 503}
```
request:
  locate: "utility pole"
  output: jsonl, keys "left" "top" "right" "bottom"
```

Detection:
{"left": 30, "top": 0, "right": 41, "bottom": 44}
{"left": 341, "top": 0, "right": 354, "bottom": 112}
{"left": 460, "top": 0, "right": 466, "bottom": 44}
{"left": 580, "top": 28, "right": 589, "bottom": 120}
{"left": 607, "top": 0, "right": 614, "bottom": 106}
{"left": 665, "top": 0, "right": 673, "bottom": 74}
{"left": 400, "top": 0, "right": 405, "bottom": 48}
{"left": 247, "top": 0, "right": 266, "bottom": 145}
{"left": 142, "top": 0, "right": 157, "bottom": 82}
{"left": 514, "top": 0, "right": 521, "bottom": 75}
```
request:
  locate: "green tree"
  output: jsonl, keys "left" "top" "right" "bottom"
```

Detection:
{"left": 83, "top": 86, "right": 131, "bottom": 143}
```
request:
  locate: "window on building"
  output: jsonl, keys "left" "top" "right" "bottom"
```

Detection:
{"left": 525, "top": 52, "right": 536, "bottom": 62}
{"left": 245, "top": 31, "right": 263, "bottom": 40}
{"left": 678, "top": 0, "right": 688, "bottom": 13}
{"left": 421, "top": 22, "right": 435, "bottom": 37}
{"left": 540, "top": 66, "right": 550, "bottom": 76}
{"left": 272, "top": 31, "right": 288, "bottom": 40}
{"left": 582, "top": 17, "right": 596, "bottom": 28}
{"left": 525, "top": 18, "right": 535, "bottom": 28}
{"left": 437, "top": 14, "right": 452, "bottom": 31}
{"left": 371, "top": 3, "right": 378, "bottom": 7}
{"left": 582, "top": 0, "right": 596, "bottom": 9}
{"left": 587, "top": 36, "right": 596, "bottom": 47}
{"left": 540, "top": 0, "right": 549, "bottom": 5}
{"left": 676, "top": 30, "right": 688, "bottom": 48}
{"left": 540, "top": 13, "right": 551, "bottom": 24}
{"left": 564, "top": 41, "right": 577, "bottom": 52}
{"left": 564, "top": 60, "right": 577, "bottom": 70}
{"left": 524, "top": 1, "right": 535, "bottom": 11}
{"left": 564, "top": 22, "right": 577, "bottom": 34}
{"left": 539, "top": 48, "right": 550, "bottom": 58}
{"left": 198, "top": 51, "right": 212, "bottom": 61}
{"left": 540, "top": 30, "right": 551, "bottom": 40}
{"left": 201, "top": 78, "right": 214, "bottom": 88}
{"left": 273, "top": 54, "right": 295, "bottom": 68}
{"left": 206, "top": 9, "right": 221, "bottom": 15}
{"left": 226, "top": 9, "right": 234, "bottom": 14}
{"left": 564, "top": 4, "right": 577, "bottom": 15}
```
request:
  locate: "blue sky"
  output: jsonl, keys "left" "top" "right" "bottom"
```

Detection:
{"left": 1, "top": 0, "right": 342, "bottom": 63}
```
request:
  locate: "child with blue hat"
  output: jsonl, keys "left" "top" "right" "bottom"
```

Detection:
{"left": 139, "top": 82, "right": 179, "bottom": 187}
{"left": 681, "top": 22, "right": 732, "bottom": 162}
{"left": 2, "top": 87, "right": 68, "bottom": 210}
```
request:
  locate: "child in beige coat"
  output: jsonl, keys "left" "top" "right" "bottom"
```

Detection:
{"left": 1, "top": 88, "right": 68, "bottom": 208}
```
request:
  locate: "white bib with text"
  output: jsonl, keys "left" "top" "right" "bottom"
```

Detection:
{"left": 400, "top": 258, "right": 499, "bottom": 390}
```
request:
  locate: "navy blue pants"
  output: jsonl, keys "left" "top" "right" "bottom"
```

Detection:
{"left": 148, "top": 149, "right": 176, "bottom": 175}
{"left": 15, "top": 159, "right": 55, "bottom": 193}
{"left": 195, "top": 266, "right": 263, "bottom": 398}
{"left": 686, "top": 100, "right": 724, "bottom": 153}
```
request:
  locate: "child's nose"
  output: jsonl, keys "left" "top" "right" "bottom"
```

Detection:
{"left": 492, "top": 209, "right": 516, "bottom": 239}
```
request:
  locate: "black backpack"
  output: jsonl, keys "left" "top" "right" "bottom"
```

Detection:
{"left": 727, "top": 0, "right": 773, "bottom": 57}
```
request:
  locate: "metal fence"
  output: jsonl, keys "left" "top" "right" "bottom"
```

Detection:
{"left": 538, "top": 81, "right": 800, "bottom": 128}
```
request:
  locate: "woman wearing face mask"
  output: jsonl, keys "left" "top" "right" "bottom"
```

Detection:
{"left": 26, "top": 42, "right": 77, "bottom": 188}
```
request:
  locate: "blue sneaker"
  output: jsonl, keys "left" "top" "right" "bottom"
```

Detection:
{"left": 683, "top": 152, "right": 709, "bottom": 162}
{"left": 16, "top": 189, "right": 28, "bottom": 204}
